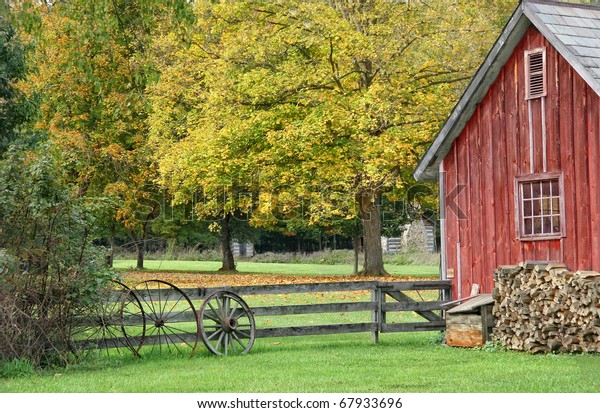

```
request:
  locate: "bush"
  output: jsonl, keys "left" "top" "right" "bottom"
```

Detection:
{"left": 0, "top": 147, "right": 114, "bottom": 367}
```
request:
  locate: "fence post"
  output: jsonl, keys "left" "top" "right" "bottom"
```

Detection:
{"left": 379, "top": 288, "right": 386, "bottom": 333}
{"left": 371, "top": 286, "right": 379, "bottom": 344}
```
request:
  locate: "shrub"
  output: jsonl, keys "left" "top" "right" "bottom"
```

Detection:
{"left": 0, "top": 147, "right": 114, "bottom": 367}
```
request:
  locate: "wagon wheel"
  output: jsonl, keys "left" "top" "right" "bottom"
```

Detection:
{"left": 199, "top": 291, "right": 256, "bottom": 356}
{"left": 124, "top": 279, "right": 199, "bottom": 356}
{"left": 69, "top": 280, "right": 144, "bottom": 358}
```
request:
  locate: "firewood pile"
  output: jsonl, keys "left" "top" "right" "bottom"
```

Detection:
{"left": 493, "top": 262, "right": 600, "bottom": 354}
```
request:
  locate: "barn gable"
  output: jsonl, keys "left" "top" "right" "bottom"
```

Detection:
{"left": 414, "top": 0, "right": 600, "bottom": 182}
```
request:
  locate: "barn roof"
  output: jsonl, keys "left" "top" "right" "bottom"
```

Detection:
{"left": 414, "top": 0, "right": 600, "bottom": 182}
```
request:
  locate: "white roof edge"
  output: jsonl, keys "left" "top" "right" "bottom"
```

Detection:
{"left": 413, "top": 3, "right": 529, "bottom": 182}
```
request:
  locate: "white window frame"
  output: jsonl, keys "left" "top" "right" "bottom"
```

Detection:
{"left": 515, "top": 172, "right": 565, "bottom": 241}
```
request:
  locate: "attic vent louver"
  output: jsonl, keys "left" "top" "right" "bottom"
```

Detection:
{"left": 525, "top": 48, "right": 546, "bottom": 100}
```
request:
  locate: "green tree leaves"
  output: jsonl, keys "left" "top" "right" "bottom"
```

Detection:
{"left": 0, "top": 7, "right": 34, "bottom": 152}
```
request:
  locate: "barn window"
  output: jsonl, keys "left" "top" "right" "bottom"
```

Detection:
{"left": 525, "top": 48, "right": 546, "bottom": 99}
{"left": 516, "top": 173, "right": 564, "bottom": 240}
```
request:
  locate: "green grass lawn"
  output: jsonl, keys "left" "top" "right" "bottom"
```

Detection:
{"left": 113, "top": 260, "right": 439, "bottom": 276}
{"left": 2, "top": 332, "right": 599, "bottom": 392}
{"left": 2, "top": 285, "right": 600, "bottom": 393}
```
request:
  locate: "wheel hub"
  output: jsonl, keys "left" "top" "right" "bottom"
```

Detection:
{"left": 222, "top": 317, "right": 238, "bottom": 333}
{"left": 155, "top": 319, "right": 165, "bottom": 328}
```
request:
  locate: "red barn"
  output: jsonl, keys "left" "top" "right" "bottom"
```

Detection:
{"left": 414, "top": 0, "right": 600, "bottom": 299}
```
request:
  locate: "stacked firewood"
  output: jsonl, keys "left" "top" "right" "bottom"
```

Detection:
{"left": 493, "top": 262, "right": 600, "bottom": 354}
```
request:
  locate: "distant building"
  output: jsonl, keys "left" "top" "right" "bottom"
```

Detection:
{"left": 382, "top": 219, "right": 437, "bottom": 254}
{"left": 232, "top": 241, "right": 254, "bottom": 257}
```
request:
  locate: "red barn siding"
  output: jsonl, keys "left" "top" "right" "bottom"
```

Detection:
{"left": 443, "top": 26, "right": 600, "bottom": 298}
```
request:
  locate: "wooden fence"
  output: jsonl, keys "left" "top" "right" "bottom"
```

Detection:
{"left": 74, "top": 279, "right": 452, "bottom": 352}
{"left": 187, "top": 280, "right": 451, "bottom": 342}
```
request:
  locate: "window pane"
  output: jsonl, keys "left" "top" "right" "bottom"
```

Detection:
{"left": 532, "top": 182, "right": 541, "bottom": 197}
{"left": 551, "top": 180, "right": 559, "bottom": 196}
{"left": 524, "top": 218, "right": 533, "bottom": 235}
{"left": 524, "top": 200, "right": 532, "bottom": 217}
{"left": 523, "top": 183, "right": 532, "bottom": 199}
{"left": 542, "top": 198, "right": 551, "bottom": 215}
{"left": 543, "top": 217, "right": 552, "bottom": 234}
{"left": 553, "top": 216, "right": 560, "bottom": 232}
{"left": 552, "top": 197, "right": 560, "bottom": 215}
{"left": 532, "top": 199, "right": 541, "bottom": 215}
{"left": 542, "top": 181, "right": 551, "bottom": 196}
{"left": 533, "top": 217, "right": 542, "bottom": 234}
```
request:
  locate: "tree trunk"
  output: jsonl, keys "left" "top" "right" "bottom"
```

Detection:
{"left": 357, "top": 192, "right": 387, "bottom": 276}
{"left": 132, "top": 203, "right": 159, "bottom": 270}
{"left": 107, "top": 220, "right": 116, "bottom": 267}
{"left": 352, "top": 234, "right": 361, "bottom": 275}
{"left": 135, "top": 239, "right": 145, "bottom": 270}
{"left": 219, "top": 213, "right": 236, "bottom": 272}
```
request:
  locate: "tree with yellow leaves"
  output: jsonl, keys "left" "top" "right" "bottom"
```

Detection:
{"left": 24, "top": 0, "right": 193, "bottom": 268}
{"left": 150, "top": 0, "right": 514, "bottom": 275}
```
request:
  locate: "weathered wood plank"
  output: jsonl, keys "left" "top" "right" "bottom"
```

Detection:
{"left": 252, "top": 302, "right": 374, "bottom": 317}
{"left": 71, "top": 336, "right": 131, "bottom": 350}
{"left": 372, "top": 288, "right": 380, "bottom": 344}
{"left": 480, "top": 306, "right": 495, "bottom": 343}
{"left": 380, "top": 321, "right": 446, "bottom": 333}
{"left": 446, "top": 327, "right": 484, "bottom": 347}
{"left": 443, "top": 148, "right": 459, "bottom": 299}
{"left": 384, "top": 291, "right": 444, "bottom": 322}
{"left": 255, "top": 323, "right": 376, "bottom": 338}
{"left": 378, "top": 281, "right": 452, "bottom": 291}
{"left": 182, "top": 281, "right": 379, "bottom": 300}
{"left": 504, "top": 36, "right": 520, "bottom": 265}
{"left": 492, "top": 68, "right": 508, "bottom": 292}
{"left": 77, "top": 332, "right": 200, "bottom": 350}
{"left": 381, "top": 300, "right": 448, "bottom": 313}
{"left": 588, "top": 87, "right": 600, "bottom": 270}
{"left": 480, "top": 80, "right": 496, "bottom": 294}
{"left": 559, "top": 50, "right": 577, "bottom": 268}
{"left": 446, "top": 314, "right": 483, "bottom": 329}
{"left": 573, "top": 72, "right": 591, "bottom": 270}
{"left": 178, "top": 281, "right": 451, "bottom": 301}
{"left": 130, "top": 332, "right": 199, "bottom": 347}
{"left": 455, "top": 123, "right": 472, "bottom": 299}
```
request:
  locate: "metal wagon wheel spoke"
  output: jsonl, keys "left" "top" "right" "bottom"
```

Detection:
{"left": 70, "top": 280, "right": 142, "bottom": 358}
{"left": 120, "top": 282, "right": 146, "bottom": 357}
{"left": 199, "top": 291, "right": 255, "bottom": 356}
{"left": 127, "top": 279, "right": 199, "bottom": 357}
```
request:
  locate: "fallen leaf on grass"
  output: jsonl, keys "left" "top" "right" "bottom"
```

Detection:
{"left": 121, "top": 272, "right": 430, "bottom": 289}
